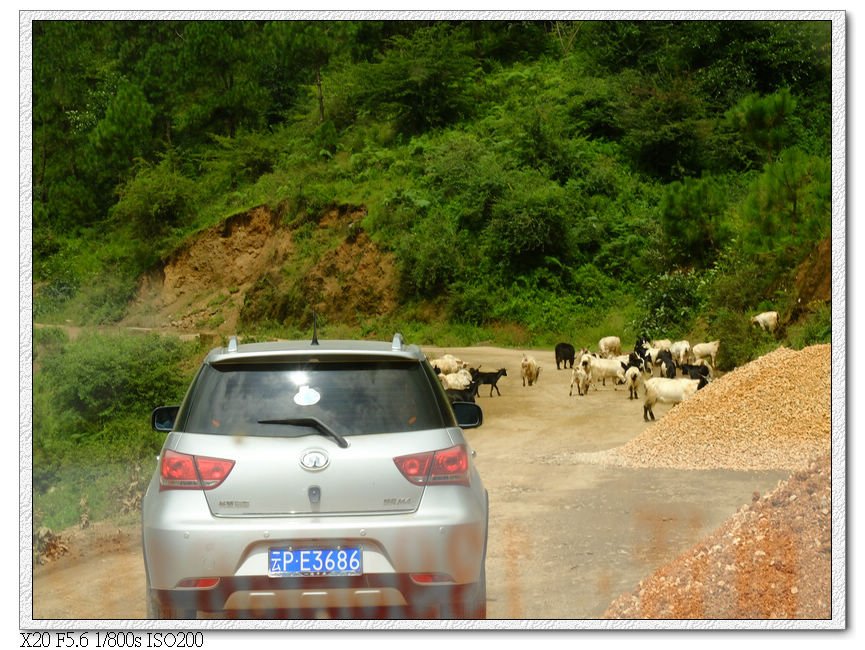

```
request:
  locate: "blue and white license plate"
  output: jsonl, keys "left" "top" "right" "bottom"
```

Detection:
{"left": 268, "top": 547, "right": 363, "bottom": 577}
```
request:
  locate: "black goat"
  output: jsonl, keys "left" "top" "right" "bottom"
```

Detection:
{"left": 554, "top": 343, "right": 576, "bottom": 370}
{"left": 470, "top": 367, "right": 508, "bottom": 397}
{"left": 680, "top": 363, "right": 711, "bottom": 381}
{"left": 656, "top": 349, "right": 677, "bottom": 378}
{"left": 634, "top": 336, "right": 652, "bottom": 367}
{"left": 445, "top": 380, "right": 479, "bottom": 404}
{"left": 621, "top": 351, "right": 646, "bottom": 373}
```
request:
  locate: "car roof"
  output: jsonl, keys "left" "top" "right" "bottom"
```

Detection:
{"left": 205, "top": 334, "right": 427, "bottom": 365}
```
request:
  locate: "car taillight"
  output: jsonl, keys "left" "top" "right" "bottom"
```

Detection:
{"left": 410, "top": 573, "right": 455, "bottom": 584}
{"left": 176, "top": 577, "right": 220, "bottom": 589}
{"left": 160, "top": 449, "right": 235, "bottom": 491}
{"left": 394, "top": 445, "right": 470, "bottom": 487}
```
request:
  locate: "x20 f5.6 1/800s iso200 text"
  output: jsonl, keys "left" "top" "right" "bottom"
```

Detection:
{"left": 20, "top": 631, "right": 207, "bottom": 648}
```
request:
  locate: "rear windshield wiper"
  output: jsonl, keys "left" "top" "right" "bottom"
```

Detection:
{"left": 257, "top": 417, "right": 349, "bottom": 448}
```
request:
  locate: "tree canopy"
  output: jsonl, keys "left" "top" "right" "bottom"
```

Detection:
{"left": 31, "top": 18, "right": 834, "bottom": 345}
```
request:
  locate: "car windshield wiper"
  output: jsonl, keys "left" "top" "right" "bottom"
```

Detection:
{"left": 257, "top": 417, "right": 349, "bottom": 448}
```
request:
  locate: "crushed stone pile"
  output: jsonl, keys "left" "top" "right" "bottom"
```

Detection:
{"left": 574, "top": 344, "right": 832, "bottom": 471}
{"left": 590, "top": 345, "right": 835, "bottom": 620}
{"left": 603, "top": 453, "right": 833, "bottom": 619}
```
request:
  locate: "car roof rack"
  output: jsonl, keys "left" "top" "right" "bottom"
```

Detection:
{"left": 311, "top": 312, "right": 320, "bottom": 346}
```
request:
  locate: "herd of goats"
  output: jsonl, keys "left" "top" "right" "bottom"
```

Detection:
{"left": 429, "top": 310, "right": 780, "bottom": 422}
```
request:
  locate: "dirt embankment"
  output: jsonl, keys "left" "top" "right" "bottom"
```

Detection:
{"left": 122, "top": 204, "right": 830, "bottom": 344}
{"left": 122, "top": 205, "right": 398, "bottom": 334}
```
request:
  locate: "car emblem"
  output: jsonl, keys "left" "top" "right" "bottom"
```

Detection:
{"left": 300, "top": 450, "right": 330, "bottom": 471}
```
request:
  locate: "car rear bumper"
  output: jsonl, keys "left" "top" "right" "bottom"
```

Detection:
{"left": 150, "top": 574, "right": 485, "bottom": 619}
{"left": 143, "top": 487, "right": 489, "bottom": 615}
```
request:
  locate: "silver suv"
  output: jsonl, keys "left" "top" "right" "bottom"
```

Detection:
{"left": 142, "top": 334, "right": 487, "bottom": 620}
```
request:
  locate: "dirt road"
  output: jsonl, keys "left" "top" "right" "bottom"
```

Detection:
{"left": 30, "top": 345, "right": 790, "bottom": 622}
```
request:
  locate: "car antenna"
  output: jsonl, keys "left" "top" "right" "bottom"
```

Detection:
{"left": 311, "top": 311, "right": 320, "bottom": 346}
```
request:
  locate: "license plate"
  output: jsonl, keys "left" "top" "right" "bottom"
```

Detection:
{"left": 268, "top": 547, "right": 363, "bottom": 577}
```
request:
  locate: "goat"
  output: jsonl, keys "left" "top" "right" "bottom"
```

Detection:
{"left": 643, "top": 376, "right": 708, "bottom": 422}
{"left": 598, "top": 336, "right": 622, "bottom": 359}
{"left": 445, "top": 380, "right": 479, "bottom": 404}
{"left": 670, "top": 340, "right": 692, "bottom": 366}
{"left": 569, "top": 365, "right": 590, "bottom": 397}
{"left": 751, "top": 311, "right": 779, "bottom": 333}
{"left": 624, "top": 365, "right": 643, "bottom": 400}
{"left": 471, "top": 367, "right": 508, "bottom": 397}
{"left": 580, "top": 353, "right": 625, "bottom": 391}
{"left": 554, "top": 343, "right": 576, "bottom": 370}
{"left": 521, "top": 355, "right": 541, "bottom": 387}
{"left": 691, "top": 340, "right": 720, "bottom": 369}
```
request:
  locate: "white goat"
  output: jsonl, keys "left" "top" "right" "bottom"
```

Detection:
{"left": 569, "top": 365, "right": 590, "bottom": 397}
{"left": 429, "top": 354, "right": 468, "bottom": 375}
{"left": 580, "top": 353, "right": 625, "bottom": 391}
{"left": 521, "top": 355, "right": 541, "bottom": 387}
{"left": 751, "top": 311, "right": 779, "bottom": 333}
{"left": 691, "top": 340, "right": 720, "bottom": 369}
{"left": 642, "top": 377, "right": 704, "bottom": 422}
{"left": 624, "top": 365, "right": 643, "bottom": 400}
{"left": 598, "top": 336, "right": 622, "bottom": 359}
{"left": 439, "top": 368, "right": 474, "bottom": 390}
{"left": 640, "top": 345, "right": 664, "bottom": 374}
{"left": 670, "top": 340, "right": 692, "bottom": 366}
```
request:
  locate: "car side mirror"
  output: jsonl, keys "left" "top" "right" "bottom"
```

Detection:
{"left": 152, "top": 405, "right": 180, "bottom": 432}
{"left": 452, "top": 401, "right": 483, "bottom": 429}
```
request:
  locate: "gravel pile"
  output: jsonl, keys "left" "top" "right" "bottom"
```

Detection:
{"left": 603, "top": 453, "right": 832, "bottom": 619}
{"left": 573, "top": 344, "right": 832, "bottom": 472}
{"left": 586, "top": 344, "right": 834, "bottom": 620}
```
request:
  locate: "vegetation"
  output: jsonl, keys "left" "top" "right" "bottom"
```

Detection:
{"left": 30, "top": 19, "right": 833, "bottom": 528}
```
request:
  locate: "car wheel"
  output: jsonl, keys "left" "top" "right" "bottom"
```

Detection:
{"left": 442, "top": 568, "right": 487, "bottom": 619}
{"left": 462, "top": 575, "right": 488, "bottom": 619}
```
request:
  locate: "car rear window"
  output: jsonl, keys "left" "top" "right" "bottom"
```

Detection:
{"left": 180, "top": 360, "right": 453, "bottom": 437}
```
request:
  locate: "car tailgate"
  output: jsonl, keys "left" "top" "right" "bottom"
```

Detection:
{"left": 171, "top": 431, "right": 454, "bottom": 517}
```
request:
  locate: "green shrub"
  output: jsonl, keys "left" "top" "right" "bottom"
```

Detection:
{"left": 33, "top": 332, "right": 198, "bottom": 511}
{"left": 705, "top": 307, "right": 791, "bottom": 371}
{"left": 448, "top": 281, "right": 501, "bottom": 327}
{"left": 289, "top": 181, "right": 334, "bottom": 224}
{"left": 36, "top": 332, "right": 192, "bottom": 432}
{"left": 33, "top": 445, "right": 159, "bottom": 530}
{"left": 370, "top": 187, "right": 432, "bottom": 241}
{"left": 33, "top": 326, "right": 69, "bottom": 363}
{"left": 786, "top": 303, "right": 832, "bottom": 348}
{"left": 659, "top": 175, "right": 730, "bottom": 268}
{"left": 240, "top": 277, "right": 311, "bottom": 329}
{"left": 110, "top": 156, "right": 198, "bottom": 240}
{"left": 705, "top": 308, "right": 761, "bottom": 370}
{"left": 482, "top": 172, "right": 569, "bottom": 274}
{"left": 355, "top": 23, "right": 479, "bottom": 136}
{"left": 396, "top": 210, "right": 470, "bottom": 298}
{"left": 739, "top": 147, "right": 831, "bottom": 253}
{"left": 635, "top": 269, "right": 705, "bottom": 339}
{"left": 704, "top": 246, "right": 778, "bottom": 314}
{"left": 569, "top": 263, "right": 620, "bottom": 308}
{"left": 74, "top": 276, "right": 140, "bottom": 325}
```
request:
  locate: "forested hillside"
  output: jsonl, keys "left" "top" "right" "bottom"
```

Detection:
{"left": 30, "top": 18, "right": 835, "bottom": 530}
{"left": 32, "top": 20, "right": 832, "bottom": 348}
